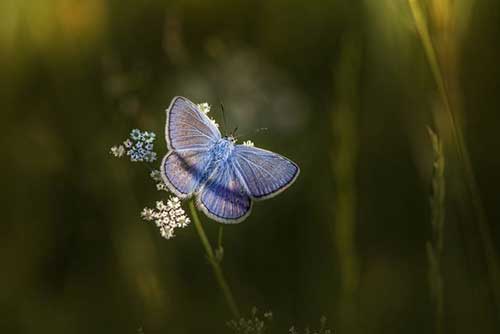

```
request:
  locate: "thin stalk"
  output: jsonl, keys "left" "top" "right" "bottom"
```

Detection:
{"left": 331, "top": 35, "right": 361, "bottom": 333}
{"left": 408, "top": 0, "right": 500, "bottom": 317}
{"left": 427, "top": 128, "right": 446, "bottom": 334}
{"left": 427, "top": 242, "right": 444, "bottom": 334}
{"left": 216, "top": 226, "right": 225, "bottom": 263}
{"left": 218, "top": 226, "right": 224, "bottom": 251}
{"left": 188, "top": 200, "right": 240, "bottom": 318}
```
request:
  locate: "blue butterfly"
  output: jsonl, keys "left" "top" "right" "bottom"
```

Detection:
{"left": 161, "top": 96, "right": 300, "bottom": 223}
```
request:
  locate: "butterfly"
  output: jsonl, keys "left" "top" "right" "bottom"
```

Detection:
{"left": 161, "top": 96, "right": 300, "bottom": 223}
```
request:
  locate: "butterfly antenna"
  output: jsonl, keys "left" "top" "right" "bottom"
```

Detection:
{"left": 220, "top": 101, "right": 228, "bottom": 135}
{"left": 237, "top": 127, "right": 268, "bottom": 139}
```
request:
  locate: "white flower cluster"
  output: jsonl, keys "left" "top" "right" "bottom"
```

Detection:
{"left": 288, "top": 316, "right": 331, "bottom": 334}
{"left": 141, "top": 197, "right": 191, "bottom": 239}
{"left": 197, "top": 102, "right": 219, "bottom": 128}
{"left": 243, "top": 140, "right": 254, "bottom": 147}
{"left": 150, "top": 170, "right": 168, "bottom": 191}
{"left": 227, "top": 307, "right": 273, "bottom": 334}
{"left": 210, "top": 118, "right": 220, "bottom": 128}
{"left": 109, "top": 129, "right": 157, "bottom": 162}
{"left": 110, "top": 145, "right": 126, "bottom": 157}
{"left": 197, "top": 102, "right": 211, "bottom": 114}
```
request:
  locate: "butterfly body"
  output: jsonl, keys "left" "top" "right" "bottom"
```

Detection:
{"left": 190, "top": 137, "right": 235, "bottom": 192}
{"left": 211, "top": 137, "right": 235, "bottom": 162}
{"left": 162, "top": 96, "right": 299, "bottom": 224}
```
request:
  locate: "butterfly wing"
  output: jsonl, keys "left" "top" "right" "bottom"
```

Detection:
{"left": 161, "top": 150, "right": 212, "bottom": 198}
{"left": 162, "top": 96, "right": 219, "bottom": 197}
{"left": 196, "top": 159, "right": 252, "bottom": 224}
{"left": 233, "top": 145, "right": 299, "bottom": 200}
{"left": 166, "top": 96, "right": 221, "bottom": 151}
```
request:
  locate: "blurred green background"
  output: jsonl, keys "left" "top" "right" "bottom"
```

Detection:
{"left": 2, "top": 0, "right": 500, "bottom": 333}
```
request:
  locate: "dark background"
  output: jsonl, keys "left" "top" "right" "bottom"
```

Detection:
{"left": 1, "top": 0, "right": 500, "bottom": 333}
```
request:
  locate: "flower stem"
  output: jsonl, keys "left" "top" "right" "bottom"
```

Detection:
{"left": 408, "top": 0, "right": 500, "bottom": 319}
{"left": 218, "top": 226, "right": 224, "bottom": 250}
{"left": 331, "top": 34, "right": 361, "bottom": 333}
{"left": 188, "top": 199, "right": 240, "bottom": 318}
{"left": 427, "top": 128, "right": 446, "bottom": 334}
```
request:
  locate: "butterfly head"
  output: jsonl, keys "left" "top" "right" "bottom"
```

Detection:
{"left": 222, "top": 126, "right": 238, "bottom": 144}
{"left": 225, "top": 135, "right": 237, "bottom": 144}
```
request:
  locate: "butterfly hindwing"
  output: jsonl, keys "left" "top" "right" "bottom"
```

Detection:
{"left": 161, "top": 150, "right": 211, "bottom": 198}
{"left": 166, "top": 96, "right": 221, "bottom": 151}
{"left": 197, "top": 160, "right": 252, "bottom": 224}
{"left": 233, "top": 145, "right": 299, "bottom": 200}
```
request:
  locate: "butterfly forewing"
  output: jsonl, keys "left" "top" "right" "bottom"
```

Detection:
{"left": 166, "top": 96, "right": 221, "bottom": 151}
{"left": 197, "top": 161, "right": 252, "bottom": 224}
{"left": 233, "top": 145, "right": 299, "bottom": 200}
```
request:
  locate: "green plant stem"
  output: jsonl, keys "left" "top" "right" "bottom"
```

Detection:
{"left": 331, "top": 35, "right": 361, "bottom": 333}
{"left": 427, "top": 242, "right": 444, "bottom": 334}
{"left": 218, "top": 226, "right": 224, "bottom": 250}
{"left": 408, "top": 0, "right": 500, "bottom": 318}
{"left": 427, "top": 128, "right": 445, "bottom": 334}
{"left": 188, "top": 200, "right": 240, "bottom": 318}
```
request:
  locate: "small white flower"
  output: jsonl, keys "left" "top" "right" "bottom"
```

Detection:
{"left": 141, "top": 208, "right": 155, "bottom": 221}
{"left": 110, "top": 145, "right": 126, "bottom": 157}
{"left": 156, "top": 182, "right": 167, "bottom": 191}
{"left": 209, "top": 118, "right": 219, "bottom": 128}
{"left": 177, "top": 216, "right": 189, "bottom": 228}
{"left": 196, "top": 101, "right": 218, "bottom": 127}
{"left": 156, "top": 201, "right": 166, "bottom": 211}
{"left": 123, "top": 139, "right": 133, "bottom": 148}
{"left": 160, "top": 226, "right": 175, "bottom": 239}
{"left": 150, "top": 169, "right": 162, "bottom": 181}
{"left": 243, "top": 140, "right": 254, "bottom": 147}
{"left": 142, "top": 196, "right": 191, "bottom": 240}
{"left": 197, "top": 102, "right": 211, "bottom": 114}
{"left": 150, "top": 170, "right": 169, "bottom": 191}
